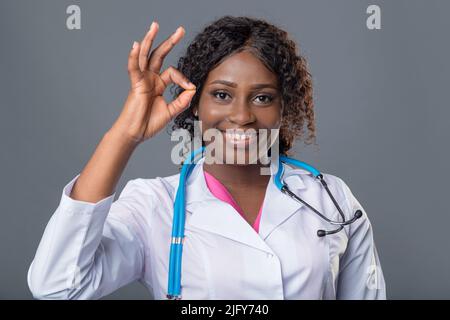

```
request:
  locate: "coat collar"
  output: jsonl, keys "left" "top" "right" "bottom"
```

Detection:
{"left": 182, "top": 157, "right": 311, "bottom": 255}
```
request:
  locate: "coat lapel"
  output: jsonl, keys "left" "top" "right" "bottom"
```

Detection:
{"left": 183, "top": 157, "right": 310, "bottom": 254}
{"left": 258, "top": 170, "right": 308, "bottom": 241}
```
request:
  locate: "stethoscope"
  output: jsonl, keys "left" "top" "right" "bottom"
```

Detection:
{"left": 166, "top": 146, "right": 362, "bottom": 299}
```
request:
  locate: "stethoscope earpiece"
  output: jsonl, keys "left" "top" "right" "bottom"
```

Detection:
{"left": 317, "top": 229, "right": 327, "bottom": 237}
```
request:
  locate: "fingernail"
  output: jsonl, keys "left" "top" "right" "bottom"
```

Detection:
{"left": 149, "top": 21, "right": 158, "bottom": 32}
{"left": 132, "top": 41, "right": 138, "bottom": 49}
{"left": 185, "top": 81, "right": 196, "bottom": 89}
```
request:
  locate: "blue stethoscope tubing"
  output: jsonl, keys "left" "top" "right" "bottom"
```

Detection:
{"left": 167, "top": 146, "right": 203, "bottom": 299}
{"left": 166, "top": 146, "right": 362, "bottom": 299}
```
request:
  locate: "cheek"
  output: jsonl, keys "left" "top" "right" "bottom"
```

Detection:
{"left": 197, "top": 98, "right": 228, "bottom": 129}
{"left": 198, "top": 109, "right": 225, "bottom": 134}
{"left": 255, "top": 106, "right": 282, "bottom": 129}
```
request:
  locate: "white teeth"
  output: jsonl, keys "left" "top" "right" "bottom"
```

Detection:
{"left": 224, "top": 132, "right": 256, "bottom": 141}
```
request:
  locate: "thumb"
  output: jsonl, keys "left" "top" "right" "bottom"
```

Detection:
{"left": 167, "top": 89, "right": 196, "bottom": 119}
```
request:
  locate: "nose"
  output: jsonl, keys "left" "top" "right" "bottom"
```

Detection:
{"left": 227, "top": 98, "right": 256, "bottom": 126}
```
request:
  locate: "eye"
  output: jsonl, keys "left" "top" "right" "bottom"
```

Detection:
{"left": 210, "top": 91, "right": 275, "bottom": 105}
{"left": 211, "top": 90, "right": 231, "bottom": 101}
{"left": 254, "top": 94, "right": 274, "bottom": 105}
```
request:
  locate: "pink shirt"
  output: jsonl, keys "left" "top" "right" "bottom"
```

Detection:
{"left": 203, "top": 170, "right": 263, "bottom": 233}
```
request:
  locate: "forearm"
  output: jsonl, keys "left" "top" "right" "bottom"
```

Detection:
{"left": 70, "top": 129, "right": 139, "bottom": 203}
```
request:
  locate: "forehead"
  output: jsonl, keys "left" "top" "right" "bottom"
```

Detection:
{"left": 205, "top": 50, "right": 278, "bottom": 86}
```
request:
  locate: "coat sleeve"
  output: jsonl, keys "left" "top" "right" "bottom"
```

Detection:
{"left": 27, "top": 174, "right": 150, "bottom": 300}
{"left": 335, "top": 178, "right": 387, "bottom": 300}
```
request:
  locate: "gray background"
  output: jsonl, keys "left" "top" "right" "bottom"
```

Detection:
{"left": 1, "top": 0, "right": 449, "bottom": 299}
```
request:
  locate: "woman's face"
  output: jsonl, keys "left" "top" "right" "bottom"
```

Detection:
{"left": 196, "top": 50, "right": 282, "bottom": 165}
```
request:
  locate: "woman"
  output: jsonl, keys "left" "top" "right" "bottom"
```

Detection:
{"left": 27, "top": 16, "right": 386, "bottom": 300}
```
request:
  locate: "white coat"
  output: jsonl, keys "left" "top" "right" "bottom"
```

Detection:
{"left": 27, "top": 156, "right": 386, "bottom": 300}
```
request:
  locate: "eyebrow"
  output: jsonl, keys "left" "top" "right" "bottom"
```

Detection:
{"left": 208, "top": 79, "right": 278, "bottom": 90}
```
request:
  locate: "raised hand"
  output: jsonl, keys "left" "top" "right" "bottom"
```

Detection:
{"left": 111, "top": 21, "right": 196, "bottom": 144}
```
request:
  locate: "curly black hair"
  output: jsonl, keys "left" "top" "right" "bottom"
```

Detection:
{"left": 169, "top": 15, "right": 316, "bottom": 156}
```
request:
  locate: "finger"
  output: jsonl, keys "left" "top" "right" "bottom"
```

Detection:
{"left": 160, "top": 66, "right": 196, "bottom": 90}
{"left": 166, "top": 89, "right": 197, "bottom": 120}
{"left": 128, "top": 41, "right": 142, "bottom": 86}
{"left": 148, "top": 26, "right": 185, "bottom": 73}
{"left": 139, "top": 21, "right": 159, "bottom": 72}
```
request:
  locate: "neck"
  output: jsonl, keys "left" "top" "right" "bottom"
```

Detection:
{"left": 203, "top": 162, "right": 271, "bottom": 189}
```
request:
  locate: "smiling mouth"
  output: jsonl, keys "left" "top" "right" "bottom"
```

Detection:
{"left": 219, "top": 130, "right": 259, "bottom": 146}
